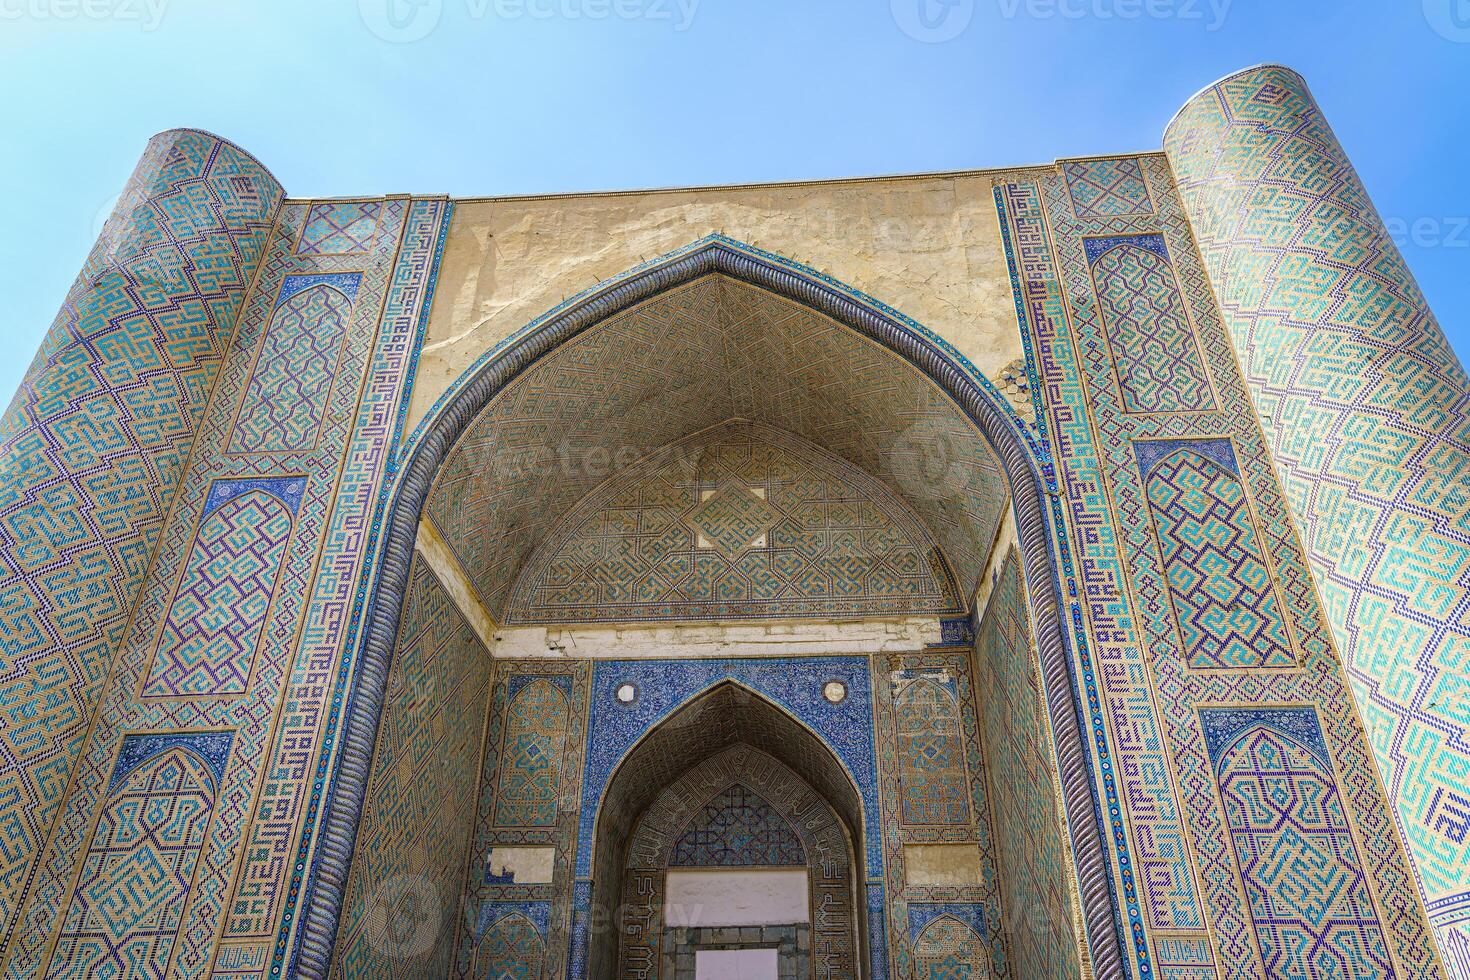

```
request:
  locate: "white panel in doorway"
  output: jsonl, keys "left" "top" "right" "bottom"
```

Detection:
{"left": 664, "top": 869, "right": 809, "bottom": 927}
{"left": 695, "top": 948, "right": 779, "bottom": 979}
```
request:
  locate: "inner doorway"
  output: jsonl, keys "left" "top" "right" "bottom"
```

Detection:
{"left": 591, "top": 682, "right": 865, "bottom": 979}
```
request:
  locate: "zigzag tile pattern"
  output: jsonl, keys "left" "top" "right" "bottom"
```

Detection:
{"left": 1166, "top": 64, "right": 1470, "bottom": 966}
{"left": 5, "top": 198, "right": 449, "bottom": 980}
{"left": 1142, "top": 443, "right": 1296, "bottom": 669}
{"left": 142, "top": 486, "right": 298, "bottom": 697}
{"left": 0, "top": 129, "right": 281, "bottom": 949}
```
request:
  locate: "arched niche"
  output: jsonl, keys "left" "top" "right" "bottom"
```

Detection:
{"left": 303, "top": 236, "right": 1124, "bottom": 979}
{"left": 593, "top": 683, "right": 863, "bottom": 978}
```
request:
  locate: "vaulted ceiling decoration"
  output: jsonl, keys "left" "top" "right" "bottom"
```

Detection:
{"left": 505, "top": 420, "right": 963, "bottom": 624}
{"left": 426, "top": 274, "right": 1007, "bottom": 623}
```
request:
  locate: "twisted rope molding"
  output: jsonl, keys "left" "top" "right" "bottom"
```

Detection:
{"left": 294, "top": 237, "right": 1126, "bottom": 978}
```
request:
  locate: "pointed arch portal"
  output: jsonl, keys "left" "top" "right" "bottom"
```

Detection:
{"left": 597, "top": 683, "right": 863, "bottom": 977}
{"left": 300, "top": 236, "right": 1125, "bottom": 977}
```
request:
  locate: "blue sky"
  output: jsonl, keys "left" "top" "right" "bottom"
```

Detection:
{"left": 1, "top": 0, "right": 1465, "bottom": 405}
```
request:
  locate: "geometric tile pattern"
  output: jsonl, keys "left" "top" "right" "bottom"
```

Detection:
{"left": 0, "top": 130, "right": 280, "bottom": 948}
{"left": 455, "top": 661, "right": 590, "bottom": 980}
{"left": 47, "top": 735, "right": 226, "bottom": 978}
{"left": 427, "top": 275, "right": 1005, "bottom": 621}
{"left": 998, "top": 156, "right": 1444, "bottom": 979}
{"left": 257, "top": 199, "right": 450, "bottom": 979}
{"left": 1064, "top": 157, "right": 1154, "bottom": 218}
{"left": 333, "top": 558, "right": 491, "bottom": 979}
{"left": 578, "top": 665, "right": 874, "bottom": 977}
{"left": 507, "top": 420, "right": 962, "bottom": 623}
{"left": 1201, "top": 707, "right": 1395, "bottom": 979}
{"left": 469, "top": 910, "right": 545, "bottom": 980}
{"left": 894, "top": 674, "right": 971, "bottom": 826}
{"left": 874, "top": 652, "right": 1008, "bottom": 979}
{"left": 3, "top": 192, "right": 450, "bottom": 980}
{"left": 668, "top": 783, "right": 808, "bottom": 867}
{"left": 296, "top": 202, "right": 382, "bottom": 256}
{"left": 1139, "top": 440, "right": 1296, "bottom": 669}
{"left": 975, "top": 548, "right": 1083, "bottom": 980}
{"left": 997, "top": 175, "right": 1209, "bottom": 955}
{"left": 911, "top": 912, "right": 988, "bottom": 980}
{"left": 1166, "top": 64, "right": 1470, "bottom": 965}
{"left": 1089, "top": 235, "right": 1217, "bottom": 414}
{"left": 493, "top": 678, "right": 569, "bottom": 829}
{"left": 580, "top": 658, "right": 880, "bottom": 877}
{"left": 226, "top": 276, "right": 359, "bottom": 455}
{"left": 142, "top": 481, "right": 301, "bottom": 697}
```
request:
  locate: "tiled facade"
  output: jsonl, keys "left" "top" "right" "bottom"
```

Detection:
{"left": 0, "top": 64, "right": 1459, "bottom": 980}
{"left": 975, "top": 548, "right": 1085, "bottom": 980}
{"left": 1166, "top": 66, "right": 1470, "bottom": 973}
{"left": 994, "top": 141, "right": 1442, "bottom": 978}
{"left": 333, "top": 558, "right": 491, "bottom": 979}
{"left": 0, "top": 130, "right": 281, "bottom": 955}
{"left": 508, "top": 419, "right": 962, "bottom": 623}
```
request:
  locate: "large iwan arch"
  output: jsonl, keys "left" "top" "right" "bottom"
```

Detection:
{"left": 304, "top": 236, "right": 1122, "bottom": 977}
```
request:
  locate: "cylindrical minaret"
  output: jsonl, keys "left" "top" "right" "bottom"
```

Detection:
{"left": 0, "top": 130, "right": 282, "bottom": 937}
{"left": 1166, "top": 64, "right": 1470, "bottom": 975}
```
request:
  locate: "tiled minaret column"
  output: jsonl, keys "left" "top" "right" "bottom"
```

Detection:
{"left": 1166, "top": 64, "right": 1470, "bottom": 975}
{"left": 0, "top": 130, "right": 282, "bottom": 940}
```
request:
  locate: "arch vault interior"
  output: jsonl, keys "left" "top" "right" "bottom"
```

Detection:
{"left": 331, "top": 267, "right": 1091, "bottom": 978}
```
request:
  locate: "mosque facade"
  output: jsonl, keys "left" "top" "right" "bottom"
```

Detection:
{"left": 0, "top": 65, "right": 1465, "bottom": 979}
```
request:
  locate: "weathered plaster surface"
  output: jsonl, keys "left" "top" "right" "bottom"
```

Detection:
{"left": 904, "top": 844, "right": 986, "bottom": 887}
{"left": 408, "top": 171, "right": 1034, "bottom": 431}
{"left": 491, "top": 617, "right": 942, "bottom": 659}
{"left": 415, "top": 518, "right": 498, "bottom": 650}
